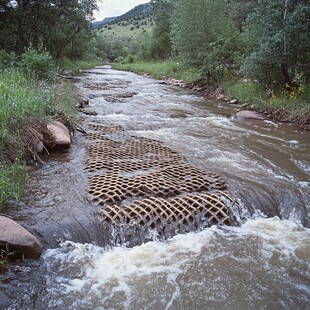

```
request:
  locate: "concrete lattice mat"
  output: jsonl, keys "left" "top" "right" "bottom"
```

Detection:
{"left": 89, "top": 165, "right": 226, "bottom": 204}
{"left": 85, "top": 138, "right": 185, "bottom": 172}
{"left": 86, "top": 157, "right": 186, "bottom": 173}
{"left": 99, "top": 191, "right": 238, "bottom": 243}
{"left": 102, "top": 92, "right": 138, "bottom": 103}
{"left": 84, "top": 121, "right": 239, "bottom": 243}
{"left": 83, "top": 81, "right": 130, "bottom": 90}
{"left": 83, "top": 82, "right": 110, "bottom": 90}
{"left": 88, "top": 123, "right": 124, "bottom": 133}
{"left": 85, "top": 123, "right": 126, "bottom": 142}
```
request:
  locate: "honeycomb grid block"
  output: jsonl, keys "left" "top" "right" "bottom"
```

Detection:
{"left": 84, "top": 121, "right": 240, "bottom": 244}
{"left": 99, "top": 191, "right": 239, "bottom": 241}
{"left": 89, "top": 164, "right": 226, "bottom": 204}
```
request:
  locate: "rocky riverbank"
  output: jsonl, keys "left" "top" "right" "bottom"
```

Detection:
{"left": 158, "top": 77, "right": 310, "bottom": 129}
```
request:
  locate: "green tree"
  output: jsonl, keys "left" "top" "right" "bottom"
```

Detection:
{"left": 150, "top": 0, "right": 173, "bottom": 59}
{"left": 229, "top": 0, "right": 257, "bottom": 32}
{"left": 0, "top": 0, "right": 98, "bottom": 59}
{"left": 242, "top": 0, "right": 310, "bottom": 89}
{"left": 172, "top": 0, "right": 241, "bottom": 84}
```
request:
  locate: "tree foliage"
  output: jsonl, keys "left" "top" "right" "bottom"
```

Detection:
{"left": 149, "top": 0, "right": 173, "bottom": 59}
{"left": 96, "top": 0, "right": 309, "bottom": 94}
{"left": 0, "top": 0, "right": 98, "bottom": 59}
{"left": 172, "top": 0, "right": 241, "bottom": 84}
{"left": 242, "top": 0, "right": 310, "bottom": 88}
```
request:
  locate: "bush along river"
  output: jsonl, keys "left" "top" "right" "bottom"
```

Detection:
{"left": 1, "top": 66, "right": 309, "bottom": 309}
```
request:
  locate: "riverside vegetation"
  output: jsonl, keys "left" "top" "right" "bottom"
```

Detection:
{"left": 0, "top": 0, "right": 105, "bottom": 210}
{"left": 0, "top": 49, "right": 78, "bottom": 209}
{"left": 96, "top": 0, "right": 310, "bottom": 126}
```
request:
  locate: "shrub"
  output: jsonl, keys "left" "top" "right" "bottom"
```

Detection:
{"left": 125, "top": 55, "right": 136, "bottom": 64}
{"left": 114, "top": 56, "right": 125, "bottom": 63}
{"left": 0, "top": 50, "right": 17, "bottom": 68}
{"left": 19, "top": 47, "right": 57, "bottom": 80}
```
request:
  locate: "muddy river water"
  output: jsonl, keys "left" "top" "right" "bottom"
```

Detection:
{"left": 1, "top": 66, "right": 310, "bottom": 309}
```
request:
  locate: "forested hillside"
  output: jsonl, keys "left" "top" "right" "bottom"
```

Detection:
{"left": 92, "top": 17, "right": 117, "bottom": 30}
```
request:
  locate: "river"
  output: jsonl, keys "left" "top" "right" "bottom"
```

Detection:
{"left": 1, "top": 66, "right": 309, "bottom": 309}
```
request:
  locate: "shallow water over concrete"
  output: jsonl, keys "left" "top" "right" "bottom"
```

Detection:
{"left": 1, "top": 66, "right": 309, "bottom": 309}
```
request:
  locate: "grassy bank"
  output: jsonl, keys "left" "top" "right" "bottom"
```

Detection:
{"left": 0, "top": 68, "right": 77, "bottom": 209}
{"left": 112, "top": 61, "right": 201, "bottom": 83}
{"left": 58, "top": 57, "right": 101, "bottom": 74}
{"left": 0, "top": 163, "right": 24, "bottom": 207}
{"left": 223, "top": 80, "right": 310, "bottom": 125}
{"left": 113, "top": 60, "right": 310, "bottom": 127}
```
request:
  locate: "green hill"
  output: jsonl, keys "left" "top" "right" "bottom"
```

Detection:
{"left": 96, "top": 16, "right": 153, "bottom": 42}
{"left": 92, "top": 17, "right": 117, "bottom": 29}
{"left": 95, "top": 2, "right": 154, "bottom": 61}
{"left": 113, "top": 2, "right": 154, "bottom": 22}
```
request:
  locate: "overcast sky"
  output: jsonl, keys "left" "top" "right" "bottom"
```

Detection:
{"left": 94, "top": 0, "right": 149, "bottom": 21}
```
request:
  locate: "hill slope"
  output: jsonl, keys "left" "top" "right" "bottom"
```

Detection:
{"left": 113, "top": 2, "right": 154, "bottom": 22}
{"left": 95, "top": 2, "right": 154, "bottom": 46}
{"left": 92, "top": 17, "right": 117, "bottom": 29}
{"left": 93, "top": 2, "right": 154, "bottom": 30}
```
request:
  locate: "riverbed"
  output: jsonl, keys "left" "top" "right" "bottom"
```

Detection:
{"left": 1, "top": 66, "right": 309, "bottom": 309}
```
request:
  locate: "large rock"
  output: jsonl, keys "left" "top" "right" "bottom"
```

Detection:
{"left": 235, "top": 110, "right": 267, "bottom": 120}
{"left": 46, "top": 120, "right": 71, "bottom": 147}
{"left": 216, "top": 94, "right": 225, "bottom": 101}
{"left": 0, "top": 216, "right": 43, "bottom": 258}
{"left": 229, "top": 99, "right": 239, "bottom": 104}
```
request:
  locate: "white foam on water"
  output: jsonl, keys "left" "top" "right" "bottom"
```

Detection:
{"left": 41, "top": 217, "right": 310, "bottom": 309}
{"left": 289, "top": 139, "right": 299, "bottom": 145}
{"left": 98, "top": 113, "right": 133, "bottom": 121}
{"left": 299, "top": 181, "right": 310, "bottom": 188}
{"left": 264, "top": 120, "right": 279, "bottom": 127}
{"left": 294, "top": 160, "right": 310, "bottom": 175}
{"left": 203, "top": 115, "right": 246, "bottom": 132}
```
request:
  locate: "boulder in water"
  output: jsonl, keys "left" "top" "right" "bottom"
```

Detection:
{"left": 0, "top": 216, "right": 43, "bottom": 258}
{"left": 45, "top": 120, "right": 71, "bottom": 147}
{"left": 235, "top": 110, "right": 267, "bottom": 120}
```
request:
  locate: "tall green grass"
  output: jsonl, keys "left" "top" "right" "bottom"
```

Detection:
{"left": 112, "top": 60, "right": 201, "bottom": 83}
{"left": 0, "top": 69, "right": 52, "bottom": 146}
{"left": 0, "top": 163, "right": 25, "bottom": 207}
{"left": 0, "top": 67, "right": 77, "bottom": 209}
{"left": 222, "top": 80, "right": 268, "bottom": 107}
{"left": 58, "top": 57, "right": 100, "bottom": 73}
{"left": 223, "top": 79, "right": 310, "bottom": 112}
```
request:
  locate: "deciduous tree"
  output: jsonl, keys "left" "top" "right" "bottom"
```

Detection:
{"left": 242, "top": 0, "right": 310, "bottom": 88}
{"left": 150, "top": 0, "right": 173, "bottom": 59}
{"left": 172, "top": 0, "right": 241, "bottom": 84}
{"left": 0, "top": 0, "right": 98, "bottom": 59}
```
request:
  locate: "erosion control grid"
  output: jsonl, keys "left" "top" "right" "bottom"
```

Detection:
{"left": 85, "top": 121, "right": 240, "bottom": 243}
